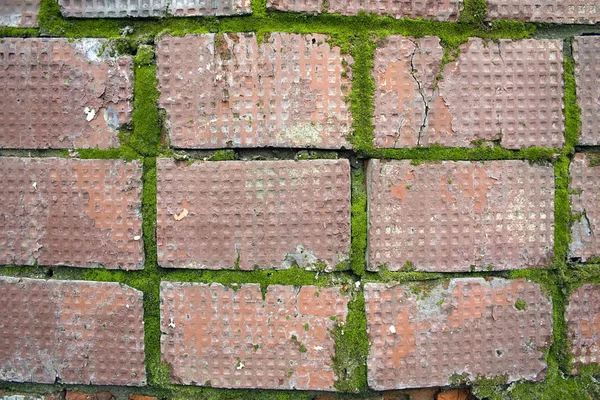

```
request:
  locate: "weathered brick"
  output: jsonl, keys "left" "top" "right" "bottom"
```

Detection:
{"left": 0, "top": 39, "right": 133, "bottom": 149}
{"left": 157, "top": 159, "right": 350, "bottom": 270}
{"left": 0, "top": 392, "right": 62, "bottom": 400}
{"left": 367, "top": 159, "right": 554, "bottom": 272}
{"left": 128, "top": 395, "right": 156, "bottom": 400}
{"left": 566, "top": 284, "right": 600, "bottom": 372}
{"left": 364, "top": 278, "right": 553, "bottom": 390}
{"left": 65, "top": 393, "right": 114, "bottom": 400}
{"left": 325, "top": 0, "right": 460, "bottom": 20}
{"left": 573, "top": 36, "right": 600, "bottom": 146}
{"left": 569, "top": 153, "right": 600, "bottom": 262}
{"left": 160, "top": 282, "right": 348, "bottom": 390}
{"left": 0, "top": 277, "right": 146, "bottom": 386}
{"left": 373, "top": 37, "right": 564, "bottom": 149}
{"left": 487, "top": 0, "right": 599, "bottom": 23}
{"left": 58, "top": 0, "right": 166, "bottom": 17}
{"left": 266, "top": 0, "right": 321, "bottom": 13}
{"left": 170, "top": 0, "right": 251, "bottom": 15}
{"left": 0, "top": 158, "right": 143, "bottom": 270}
{"left": 0, "top": 0, "right": 40, "bottom": 27}
{"left": 156, "top": 33, "right": 352, "bottom": 149}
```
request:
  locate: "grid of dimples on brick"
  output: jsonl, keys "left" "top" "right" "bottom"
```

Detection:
{"left": 487, "top": 0, "right": 600, "bottom": 23}
{"left": 58, "top": 0, "right": 166, "bottom": 17}
{"left": 0, "top": 38, "right": 133, "bottom": 149}
{"left": 367, "top": 159, "right": 554, "bottom": 272}
{"left": 0, "top": 158, "right": 143, "bottom": 269}
{"left": 160, "top": 282, "right": 348, "bottom": 390}
{"left": 156, "top": 33, "right": 352, "bottom": 149}
{"left": 573, "top": 36, "right": 600, "bottom": 146}
{"left": 566, "top": 284, "right": 600, "bottom": 369}
{"left": 157, "top": 159, "right": 350, "bottom": 270}
{"left": 364, "top": 278, "right": 553, "bottom": 390}
{"left": 170, "top": 0, "right": 251, "bottom": 15}
{"left": 0, "top": 0, "right": 40, "bottom": 27}
{"left": 0, "top": 277, "right": 146, "bottom": 386}
{"left": 435, "top": 38, "right": 564, "bottom": 149}
{"left": 325, "top": 0, "right": 461, "bottom": 20}
{"left": 266, "top": 0, "right": 322, "bottom": 12}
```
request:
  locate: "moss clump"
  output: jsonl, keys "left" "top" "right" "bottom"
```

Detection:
{"left": 514, "top": 298, "right": 528, "bottom": 311}
{"left": 135, "top": 44, "right": 155, "bottom": 66}
{"left": 460, "top": 0, "right": 488, "bottom": 28}
{"left": 210, "top": 149, "right": 236, "bottom": 161}
{"left": 350, "top": 165, "right": 368, "bottom": 276}
{"left": 563, "top": 56, "right": 581, "bottom": 154}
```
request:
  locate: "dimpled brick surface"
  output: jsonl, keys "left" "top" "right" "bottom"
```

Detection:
{"left": 58, "top": 0, "right": 165, "bottom": 17}
{"left": 364, "top": 278, "right": 553, "bottom": 390}
{"left": 0, "top": 277, "right": 145, "bottom": 386}
{"left": 157, "top": 159, "right": 350, "bottom": 271}
{"left": 266, "top": 0, "right": 321, "bottom": 13}
{"left": 0, "top": 158, "right": 143, "bottom": 270}
{"left": 156, "top": 33, "right": 352, "bottom": 149}
{"left": 574, "top": 36, "right": 600, "bottom": 146}
{"left": 569, "top": 153, "right": 600, "bottom": 262}
{"left": 160, "top": 282, "right": 348, "bottom": 390}
{"left": 325, "top": 0, "right": 460, "bottom": 20}
{"left": 0, "top": 38, "right": 133, "bottom": 149}
{"left": 367, "top": 159, "right": 554, "bottom": 272}
{"left": 170, "top": 0, "right": 251, "bottom": 15}
{"left": 0, "top": 0, "right": 40, "bottom": 27}
{"left": 488, "top": 0, "right": 600, "bottom": 23}
{"left": 566, "top": 284, "right": 600, "bottom": 371}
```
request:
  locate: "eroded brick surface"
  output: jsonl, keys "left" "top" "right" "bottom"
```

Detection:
{"left": 367, "top": 159, "right": 554, "bottom": 272}
{"left": 169, "top": 0, "right": 251, "bottom": 16}
{"left": 569, "top": 153, "right": 600, "bottom": 262}
{"left": 488, "top": 0, "right": 600, "bottom": 23}
{"left": 58, "top": 0, "right": 165, "bottom": 17}
{"left": 566, "top": 284, "right": 600, "bottom": 371}
{"left": 0, "top": 39, "right": 133, "bottom": 149}
{"left": 267, "top": 0, "right": 321, "bottom": 13}
{"left": 365, "top": 278, "right": 553, "bottom": 390}
{"left": 156, "top": 33, "right": 352, "bottom": 149}
{"left": 374, "top": 38, "right": 564, "bottom": 149}
{"left": 574, "top": 36, "right": 600, "bottom": 146}
{"left": 160, "top": 283, "right": 348, "bottom": 390}
{"left": 326, "top": 0, "right": 460, "bottom": 20}
{"left": 0, "top": 277, "right": 146, "bottom": 386}
{"left": 0, "top": 0, "right": 40, "bottom": 27}
{"left": 157, "top": 159, "right": 350, "bottom": 270}
{"left": 0, "top": 158, "right": 143, "bottom": 270}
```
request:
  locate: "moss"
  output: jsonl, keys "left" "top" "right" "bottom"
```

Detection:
{"left": 587, "top": 154, "right": 600, "bottom": 168}
{"left": 553, "top": 155, "right": 571, "bottom": 267}
{"left": 460, "top": 0, "right": 488, "bottom": 28}
{"left": 350, "top": 165, "right": 368, "bottom": 276}
{"left": 0, "top": 27, "right": 39, "bottom": 37}
{"left": 514, "top": 298, "right": 528, "bottom": 311}
{"left": 135, "top": 44, "right": 155, "bottom": 66}
{"left": 130, "top": 52, "right": 161, "bottom": 157}
{"left": 563, "top": 55, "right": 581, "bottom": 154}
{"left": 210, "top": 149, "right": 236, "bottom": 161}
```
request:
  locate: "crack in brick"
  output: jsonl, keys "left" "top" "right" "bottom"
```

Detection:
{"left": 407, "top": 39, "right": 430, "bottom": 147}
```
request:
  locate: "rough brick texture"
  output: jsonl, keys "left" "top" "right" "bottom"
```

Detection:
{"left": 160, "top": 282, "right": 348, "bottom": 390}
{"left": 569, "top": 153, "right": 600, "bottom": 262}
{"left": 156, "top": 33, "right": 352, "bottom": 149}
{"left": 0, "top": 158, "right": 143, "bottom": 270}
{"left": 367, "top": 159, "right": 554, "bottom": 272}
{"left": 325, "top": 0, "right": 460, "bottom": 20}
{"left": 169, "top": 0, "right": 251, "bottom": 16}
{"left": 566, "top": 284, "right": 600, "bottom": 372}
{"left": 0, "top": 0, "right": 40, "bottom": 27}
{"left": 266, "top": 0, "right": 321, "bottom": 13}
{"left": 373, "top": 37, "right": 564, "bottom": 149}
{"left": 58, "top": 0, "right": 166, "bottom": 17}
{"left": 487, "top": 0, "right": 600, "bottom": 23}
{"left": 365, "top": 278, "right": 553, "bottom": 390}
{"left": 0, "top": 39, "right": 133, "bottom": 149}
{"left": 0, "top": 277, "right": 146, "bottom": 386}
{"left": 157, "top": 159, "right": 350, "bottom": 270}
{"left": 573, "top": 36, "right": 600, "bottom": 146}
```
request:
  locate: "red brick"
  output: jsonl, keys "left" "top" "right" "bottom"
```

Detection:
{"left": 488, "top": 0, "right": 599, "bottom": 23}
{"left": 364, "top": 278, "right": 552, "bottom": 390}
{"left": 58, "top": 0, "right": 166, "bottom": 17}
{"left": 570, "top": 153, "right": 600, "bottom": 262}
{"left": 160, "top": 282, "right": 348, "bottom": 390}
{"left": 157, "top": 159, "right": 350, "bottom": 270}
{"left": 573, "top": 36, "right": 600, "bottom": 146}
{"left": 267, "top": 0, "right": 321, "bottom": 13}
{"left": 0, "top": 0, "right": 40, "bottom": 27}
{"left": 129, "top": 395, "right": 156, "bottom": 400}
{"left": 65, "top": 392, "right": 114, "bottom": 400}
{"left": 156, "top": 33, "right": 352, "bottom": 149}
{"left": 0, "top": 158, "right": 143, "bottom": 270}
{"left": 0, "top": 277, "right": 146, "bottom": 386}
{"left": 566, "top": 284, "right": 600, "bottom": 372}
{"left": 367, "top": 159, "right": 554, "bottom": 272}
{"left": 0, "top": 39, "right": 133, "bottom": 149}
{"left": 437, "top": 389, "right": 469, "bottom": 400}
{"left": 325, "top": 0, "right": 460, "bottom": 20}
{"left": 170, "top": 0, "right": 251, "bottom": 15}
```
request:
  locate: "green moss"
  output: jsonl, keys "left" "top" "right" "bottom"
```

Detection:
{"left": 0, "top": 27, "right": 39, "bottom": 37}
{"left": 350, "top": 165, "right": 368, "bottom": 276}
{"left": 554, "top": 155, "right": 571, "bottom": 267}
{"left": 460, "top": 0, "right": 488, "bottom": 28}
{"left": 563, "top": 56, "right": 581, "bottom": 154}
{"left": 210, "top": 149, "right": 236, "bottom": 161}
{"left": 587, "top": 154, "right": 600, "bottom": 168}
{"left": 514, "top": 298, "right": 528, "bottom": 311}
{"left": 135, "top": 44, "right": 155, "bottom": 66}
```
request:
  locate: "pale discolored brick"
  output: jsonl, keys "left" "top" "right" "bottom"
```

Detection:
{"left": 0, "top": 393, "right": 62, "bottom": 400}
{"left": 325, "top": 0, "right": 460, "bottom": 20}
{"left": 0, "top": 277, "right": 146, "bottom": 386}
{"left": 58, "top": 0, "right": 166, "bottom": 17}
{"left": 364, "top": 278, "right": 553, "bottom": 390}
{"left": 0, "top": 0, "right": 40, "bottom": 27}
{"left": 0, "top": 158, "right": 143, "bottom": 270}
{"left": 569, "top": 153, "right": 600, "bottom": 262}
{"left": 573, "top": 36, "right": 600, "bottom": 146}
{"left": 267, "top": 0, "right": 321, "bottom": 13}
{"left": 566, "top": 284, "right": 600, "bottom": 372}
{"left": 156, "top": 33, "right": 352, "bottom": 149}
{"left": 0, "top": 39, "right": 133, "bottom": 149}
{"left": 160, "top": 282, "right": 349, "bottom": 390}
{"left": 169, "top": 0, "right": 251, "bottom": 16}
{"left": 157, "top": 159, "right": 350, "bottom": 271}
{"left": 367, "top": 159, "right": 554, "bottom": 272}
{"left": 488, "top": 0, "right": 600, "bottom": 23}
